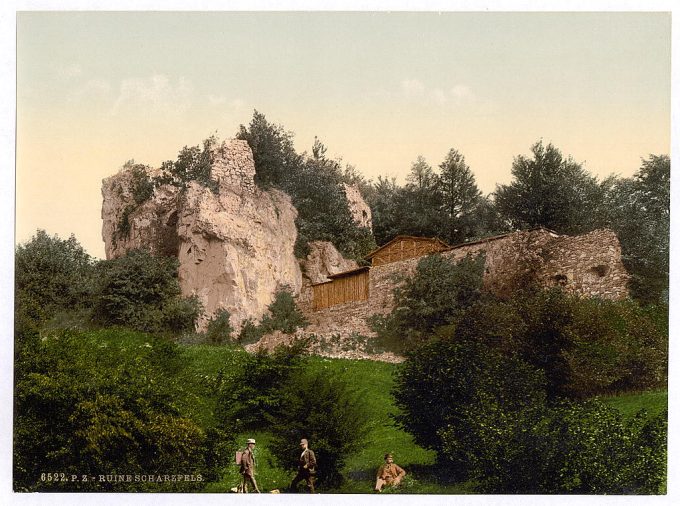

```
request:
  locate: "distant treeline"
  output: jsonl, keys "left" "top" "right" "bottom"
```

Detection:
{"left": 237, "top": 110, "right": 669, "bottom": 305}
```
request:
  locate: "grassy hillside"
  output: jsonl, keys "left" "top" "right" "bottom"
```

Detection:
{"left": 180, "top": 344, "right": 666, "bottom": 494}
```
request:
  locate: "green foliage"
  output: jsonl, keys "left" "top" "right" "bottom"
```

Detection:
{"left": 129, "top": 162, "right": 155, "bottom": 204}
{"left": 601, "top": 155, "right": 670, "bottom": 304}
{"left": 440, "top": 398, "right": 667, "bottom": 494}
{"left": 367, "top": 151, "right": 493, "bottom": 247}
{"left": 92, "top": 249, "right": 201, "bottom": 334}
{"left": 237, "top": 110, "right": 301, "bottom": 189}
{"left": 15, "top": 230, "right": 96, "bottom": 344}
{"left": 438, "top": 149, "right": 483, "bottom": 244}
{"left": 14, "top": 329, "right": 231, "bottom": 491}
{"left": 267, "top": 368, "right": 371, "bottom": 487}
{"left": 215, "top": 341, "right": 309, "bottom": 432}
{"left": 205, "top": 309, "right": 234, "bottom": 345}
{"left": 238, "top": 111, "right": 376, "bottom": 260}
{"left": 454, "top": 290, "right": 668, "bottom": 399}
{"left": 392, "top": 337, "right": 546, "bottom": 478}
{"left": 259, "top": 287, "right": 308, "bottom": 334}
{"left": 155, "top": 136, "right": 219, "bottom": 193}
{"left": 374, "top": 253, "right": 485, "bottom": 347}
{"left": 393, "top": 335, "right": 667, "bottom": 493}
{"left": 494, "top": 140, "right": 604, "bottom": 234}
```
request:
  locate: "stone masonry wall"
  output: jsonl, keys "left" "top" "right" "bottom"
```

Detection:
{"left": 298, "top": 228, "right": 630, "bottom": 341}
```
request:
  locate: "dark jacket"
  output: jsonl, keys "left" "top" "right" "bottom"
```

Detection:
{"left": 299, "top": 448, "right": 316, "bottom": 473}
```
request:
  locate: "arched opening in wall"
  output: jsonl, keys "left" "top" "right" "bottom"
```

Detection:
{"left": 552, "top": 274, "right": 568, "bottom": 286}
{"left": 590, "top": 265, "right": 609, "bottom": 277}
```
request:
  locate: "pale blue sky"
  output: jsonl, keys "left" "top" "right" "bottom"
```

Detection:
{"left": 16, "top": 11, "right": 671, "bottom": 258}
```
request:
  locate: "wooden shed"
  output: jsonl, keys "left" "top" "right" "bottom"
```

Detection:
{"left": 365, "top": 236, "right": 450, "bottom": 266}
{"left": 311, "top": 266, "right": 370, "bottom": 311}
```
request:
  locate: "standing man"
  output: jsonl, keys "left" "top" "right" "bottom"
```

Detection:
{"left": 289, "top": 438, "right": 317, "bottom": 493}
{"left": 375, "top": 453, "right": 406, "bottom": 492}
{"left": 240, "top": 438, "right": 261, "bottom": 493}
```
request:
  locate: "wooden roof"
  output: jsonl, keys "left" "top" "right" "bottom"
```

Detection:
{"left": 364, "top": 235, "right": 450, "bottom": 259}
{"left": 311, "top": 265, "right": 370, "bottom": 286}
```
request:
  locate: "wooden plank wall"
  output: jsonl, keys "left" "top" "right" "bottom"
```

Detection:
{"left": 312, "top": 270, "right": 370, "bottom": 310}
{"left": 372, "top": 239, "right": 445, "bottom": 266}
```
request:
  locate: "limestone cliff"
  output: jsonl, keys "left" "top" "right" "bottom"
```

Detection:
{"left": 343, "top": 183, "right": 372, "bottom": 230}
{"left": 101, "top": 139, "right": 302, "bottom": 330}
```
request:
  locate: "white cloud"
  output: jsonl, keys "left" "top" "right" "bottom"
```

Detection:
{"left": 400, "top": 79, "right": 426, "bottom": 96}
{"left": 208, "top": 94, "right": 227, "bottom": 105}
{"left": 111, "top": 75, "right": 193, "bottom": 117}
{"left": 399, "top": 79, "right": 476, "bottom": 107}
{"left": 56, "top": 63, "right": 82, "bottom": 80}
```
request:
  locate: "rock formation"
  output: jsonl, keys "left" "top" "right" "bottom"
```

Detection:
{"left": 342, "top": 183, "right": 372, "bottom": 230}
{"left": 101, "top": 139, "right": 302, "bottom": 330}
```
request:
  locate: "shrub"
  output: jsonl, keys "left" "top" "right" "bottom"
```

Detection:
{"left": 15, "top": 230, "right": 95, "bottom": 324}
{"left": 392, "top": 337, "right": 546, "bottom": 477}
{"left": 455, "top": 290, "right": 668, "bottom": 399}
{"left": 372, "top": 253, "right": 485, "bottom": 348}
{"left": 205, "top": 309, "right": 234, "bottom": 344}
{"left": 215, "top": 341, "right": 308, "bottom": 431}
{"left": 13, "top": 329, "right": 231, "bottom": 491}
{"left": 267, "top": 368, "right": 371, "bottom": 487}
{"left": 259, "top": 287, "right": 308, "bottom": 335}
{"left": 155, "top": 136, "right": 219, "bottom": 192}
{"left": 92, "top": 249, "right": 201, "bottom": 334}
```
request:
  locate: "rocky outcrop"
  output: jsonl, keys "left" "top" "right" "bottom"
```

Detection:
{"left": 343, "top": 183, "right": 372, "bottom": 230}
{"left": 101, "top": 139, "right": 302, "bottom": 331}
{"left": 300, "top": 241, "right": 358, "bottom": 285}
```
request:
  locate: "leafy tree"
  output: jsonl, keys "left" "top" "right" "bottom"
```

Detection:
{"left": 438, "top": 148, "right": 483, "bottom": 244}
{"left": 237, "top": 110, "right": 301, "bottom": 188}
{"left": 268, "top": 368, "right": 371, "bottom": 487}
{"left": 375, "top": 253, "right": 485, "bottom": 345}
{"left": 398, "top": 156, "right": 443, "bottom": 238}
{"left": 155, "top": 136, "right": 219, "bottom": 192}
{"left": 92, "top": 249, "right": 201, "bottom": 334}
{"left": 15, "top": 230, "right": 96, "bottom": 334}
{"left": 365, "top": 176, "right": 402, "bottom": 246}
{"left": 494, "top": 141, "right": 603, "bottom": 234}
{"left": 600, "top": 155, "right": 670, "bottom": 304}
{"left": 14, "top": 329, "right": 230, "bottom": 491}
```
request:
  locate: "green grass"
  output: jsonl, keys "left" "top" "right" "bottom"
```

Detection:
{"left": 177, "top": 344, "right": 666, "bottom": 494}
{"left": 600, "top": 389, "right": 668, "bottom": 419}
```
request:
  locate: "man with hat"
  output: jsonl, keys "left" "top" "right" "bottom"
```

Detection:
{"left": 374, "top": 453, "right": 406, "bottom": 492}
{"left": 240, "top": 438, "right": 261, "bottom": 493}
{"left": 289, "top": 438, "right": 317, "bottom": 493}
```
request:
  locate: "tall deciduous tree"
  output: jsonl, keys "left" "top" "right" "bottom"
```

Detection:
{"left": 237, "top": 110, "right": 301, "bottom": 188}
{"left": 494, "top": 141, "right": 602, "bottom": 234}
{"left": 438, "top": 148, "right": 483, "bottom": 244}
{"left": 601, "top": 155, "right": 670, "bottom": 304}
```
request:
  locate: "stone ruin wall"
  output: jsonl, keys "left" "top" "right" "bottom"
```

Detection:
{"left": 299, "top": 228, "right": 630, "bottom": 341}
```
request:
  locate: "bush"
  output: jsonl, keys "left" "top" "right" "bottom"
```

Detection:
{"left": 372, "top": 253, "right": 485, "bottom": 348}
{"left": 393, "top": 334, "right": 667, "bottom": 493}
{"left": 442, "top": 399, "right": 667, "bottom": 494}
{"left": 14, "top": 328, "right": 231, "bottom": 491}
{"left": 92, "top": 249, "right": 201, "bottom": 334}
{"left": 215, "top": 341, "right": 308, "bottom": 431}
{"left": 392, "top": 337, "right": 546, "bottom": 477}
{"left": 454, "top": 290, "right": 668, "bottom": 399}
{"left": 15, "top": 230, "right": 95, "bottom": 325}
{"left": 267, "top": 368, "right": 371, "bottom": 487}
{"left": 259, "top": 287, "right": 308, "bottom": 335}
{"left": 205, "top": 309, "right": 234, "bottom": 344}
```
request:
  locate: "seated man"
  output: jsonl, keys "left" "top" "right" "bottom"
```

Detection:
{"left": 375, "top": 453, "right": 406, "bottom": 492}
